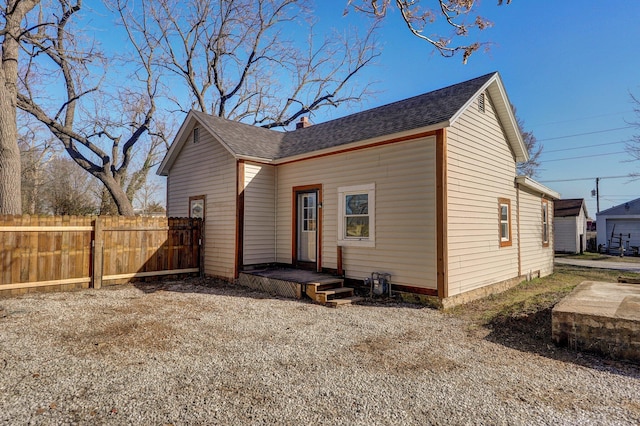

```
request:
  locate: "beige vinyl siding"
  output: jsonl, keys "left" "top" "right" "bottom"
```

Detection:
{"left": 519, "top": 189, "right": 554, "bottom": 277}
{"left": 243, "top": 162, "right": 276, "bottom": 265}
{"left": 275, "top": 137, "right": 438, "bottom": 290}
{"left": 166, "top": 124, "right": 237, "bottom": 279}
{"left": 554, "top": 217, "right": 578, "bottom": 253}
{"left": 446, "top": 93, "right": 519, "bottom": 296}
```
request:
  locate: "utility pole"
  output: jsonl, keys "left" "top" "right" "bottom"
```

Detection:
{"left": 596, "top": 177, "right": 600, "bottom": 213}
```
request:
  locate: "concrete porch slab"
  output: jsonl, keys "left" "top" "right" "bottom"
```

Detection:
{"left": 552, "top": 281, "right": 640, "bottom": 363}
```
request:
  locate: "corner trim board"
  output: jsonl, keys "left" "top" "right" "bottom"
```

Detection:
{"left": 436, "top": 128, "right": 448, "bottom": 299}
{"left": 235, "top": 160, "right": 245, "bottom": 278}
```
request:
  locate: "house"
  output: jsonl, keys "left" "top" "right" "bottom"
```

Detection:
{"left": 158, "top": 72, "right": 560, "bottom": 306}
{"left": 554, "top": 199, "right": 588, "bottom": 254}
{"left": 596, "top": 197, "right": 640, "bottom": 255}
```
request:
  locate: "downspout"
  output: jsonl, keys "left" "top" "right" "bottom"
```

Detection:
{"left": 516, "top": 182, "right": 522, "bottom": 277}
{"left": 274, "top": 166, "right": 278, "bottom": 264}
{"left": 235, "top": 160, "right": 245, "bottom": 279}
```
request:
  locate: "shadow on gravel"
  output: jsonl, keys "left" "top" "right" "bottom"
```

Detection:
{"left": 483, "top": 308, "right": 640, "bottom": 379}
{"left": 132, "top": 277, "right": 430, "bottom": 310}
{"left": 131, "top": 277, "right": 299, "bottom": 303}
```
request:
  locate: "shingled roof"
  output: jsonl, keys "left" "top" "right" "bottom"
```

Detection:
{"left": 554, "top": 199, "right": 587, "bottom": 217}
{"left": 597, "top": 197, "right": 640, "bottom": 216}
{"left": 159, "top": 72, "right": 526, "bottom": 175}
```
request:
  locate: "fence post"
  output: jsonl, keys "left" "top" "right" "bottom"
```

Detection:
{"left": 92, "top": 216, "right": 104, "bottom": 289}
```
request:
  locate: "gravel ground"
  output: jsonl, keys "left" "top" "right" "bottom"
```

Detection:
{"left": 1, "top": 278, "right": 639, "bottom": 425}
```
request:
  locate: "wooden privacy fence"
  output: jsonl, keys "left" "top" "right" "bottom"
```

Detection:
{"left": 0, "top": 215, "right": 202, "bottom": 296}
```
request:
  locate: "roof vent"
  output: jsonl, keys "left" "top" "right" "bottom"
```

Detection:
{"left": 296, "top": 116, "right": 311, "bottom": 129}
{"left": 478, "top": 93, "right": 485, "bottom": 113}
{"left": 193, "top": 127, "right": 200, "bottom": 144}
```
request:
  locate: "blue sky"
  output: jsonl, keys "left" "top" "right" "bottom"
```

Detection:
{"left": 311, "top": 1, "right": 640, "bottom": 217}
{"left": 82, "top": 1, "right": 639, "bottom": 214}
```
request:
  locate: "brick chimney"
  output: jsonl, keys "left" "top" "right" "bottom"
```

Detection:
{"left": 296, "top": 116, "right": 311, "bottom": 129}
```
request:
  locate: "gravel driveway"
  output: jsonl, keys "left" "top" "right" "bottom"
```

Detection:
{"left": 1, "top": 279, "right": 639, "bottom": 425}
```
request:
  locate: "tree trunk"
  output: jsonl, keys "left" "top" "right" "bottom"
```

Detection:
{"left": 0, "top": 0, "right": 39, "bottom": 215}
{"left": 101, "top": 173, "right": 136, "bottom": 216}
{"left": 0, "top": 92, "right": 21, "bottom": 214}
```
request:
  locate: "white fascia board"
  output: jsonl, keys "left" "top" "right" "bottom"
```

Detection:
{"left": 237, "top": 155, "right": 275, "bottom": 164}
{"left": 516, "top": 176, "right": 561, "bottom": 200}
{"left": 157, "top": 111, "right": 197, "bottom": 176}
{"left": 270, "top": 122, "right": 445, "bottom": 165}
{"left": 450, "top": 73, "right": 528, "bottom": 163}
{"left": 157, "top": 110, "right": 241, "bottom": 176}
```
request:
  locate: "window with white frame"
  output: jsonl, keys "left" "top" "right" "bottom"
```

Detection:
{"left": 498, "top": 198, "right": 511, "bottom": 247}
{"left": 338, "top": 183, "right": 375, "bottom": 247}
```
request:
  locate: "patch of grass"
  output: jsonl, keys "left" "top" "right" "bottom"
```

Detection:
{"left": 556, "top": 252, "right": 640, "bottom": 263}
{"left": 448, "top": 265, "right": 640, "bottom": 327}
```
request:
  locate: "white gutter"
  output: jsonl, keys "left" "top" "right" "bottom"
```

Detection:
{"left": 515, "top": 176, "right": 561, "bottom": 200}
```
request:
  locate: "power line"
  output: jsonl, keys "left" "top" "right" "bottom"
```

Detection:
{"left": 539, "top": 175, "right": 630, "bottom": 183}
{"left": 536, "top": 126, "right": 634, "bottom": 142}
{"left": 543, "top": 151, "right": 626, "bottom": 162}
{"left": 529, "top": 111, "right": 635, "bottom": 127}
{"left": 543, "top": 140, "right": 627, "bottom": 154}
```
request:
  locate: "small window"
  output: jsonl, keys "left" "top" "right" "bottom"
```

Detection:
{"left": 193, "top": 127, "right": 200, "bottom": 144}
{"left": 542, "top": 199, "right": 549, "bottom": 247}
{"left": 189, "top": 195, "right": 205, "bottom": 219}
{"left": 498, "top": 198, "right": 512, "bottom": 247}
{"left": 478, "top": 93, "right": 485, "bottom": 113}
{"left": 338, "top": 183, "right": 375, "bottom": 247}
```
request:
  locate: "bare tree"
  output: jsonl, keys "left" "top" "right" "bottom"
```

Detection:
{"left": 347, "top": 0, "right": 511, "bottom": 63}
{"left": 626, "top": 92, "right": 640, "bottom": 174}
{"left": 17, "top": 0, "right": 166, "bottom": 216}
{"left": 512, "top": 105, "right": 543, "bottom": 178}
{"left": 114, "top": 0, "right": 380, "bottom": 128}
{"left": 18, "top": 113, "right": 57, "bottom": 214}
{"left": 134, "top": 179, "right": 164, "bottom": 216}
{"left": 0, "top": 0, "right": 40, "bottom": 214}
{"left": 44, "top": 157, "right": 99, "bottom": 215}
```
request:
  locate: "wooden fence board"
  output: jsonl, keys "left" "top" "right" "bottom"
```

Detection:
{"left": 0, "top": 215, "right": 201, "bottom": 295}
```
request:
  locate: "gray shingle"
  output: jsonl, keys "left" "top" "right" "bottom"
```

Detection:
{"left": 194, "top": 72, "right": 496, "bottom": 160}
{"left": 554, "top": 199, "right": 585, "bottom": 217}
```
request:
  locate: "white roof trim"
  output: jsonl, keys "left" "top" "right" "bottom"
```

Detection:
{"left": 157, "top": 111, "right": 240, "bottom": 176}
{"left": 450, "top": 73, "right": 528, "bottom": 163}
{"left": 516, "top": 176, "right": 561, "bottom": 200}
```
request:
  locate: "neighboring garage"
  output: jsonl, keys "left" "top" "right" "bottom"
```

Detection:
{"left": 554, "top": 198, "right": 588, "bottom": 254}
{"left": 596, "top": 197, "right": 640, "bottom": 254}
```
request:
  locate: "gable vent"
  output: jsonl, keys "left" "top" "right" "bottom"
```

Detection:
{"left": 193, "top": 127, "right": 200, "bottom": 144}
{"left": 478, "top": 93, "right": 485, "bottom": 113}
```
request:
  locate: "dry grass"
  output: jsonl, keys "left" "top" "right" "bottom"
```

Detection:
{"left": 556, "top": 252, "right": 640, "bottom": 263}
{"left": 448, "top": 264, "right": 639, "bottom": 326}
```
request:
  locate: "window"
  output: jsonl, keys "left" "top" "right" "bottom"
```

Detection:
{"left": 301, "top": 193, "right": 316, "bottom": 232}
{"left": 189, "top": 195, "right": 205, "bottom": 219}
{"left": 338, "top": 183, "right": 375, "bottom": 247}
{"left": 193, "top": 127, "right": 200, "bottom": 144}
{"left": 542, "top": 199, "right": 549, "bottom": 247}
{"left": 498, "top": 198, "right": 512, "bottom": 247}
